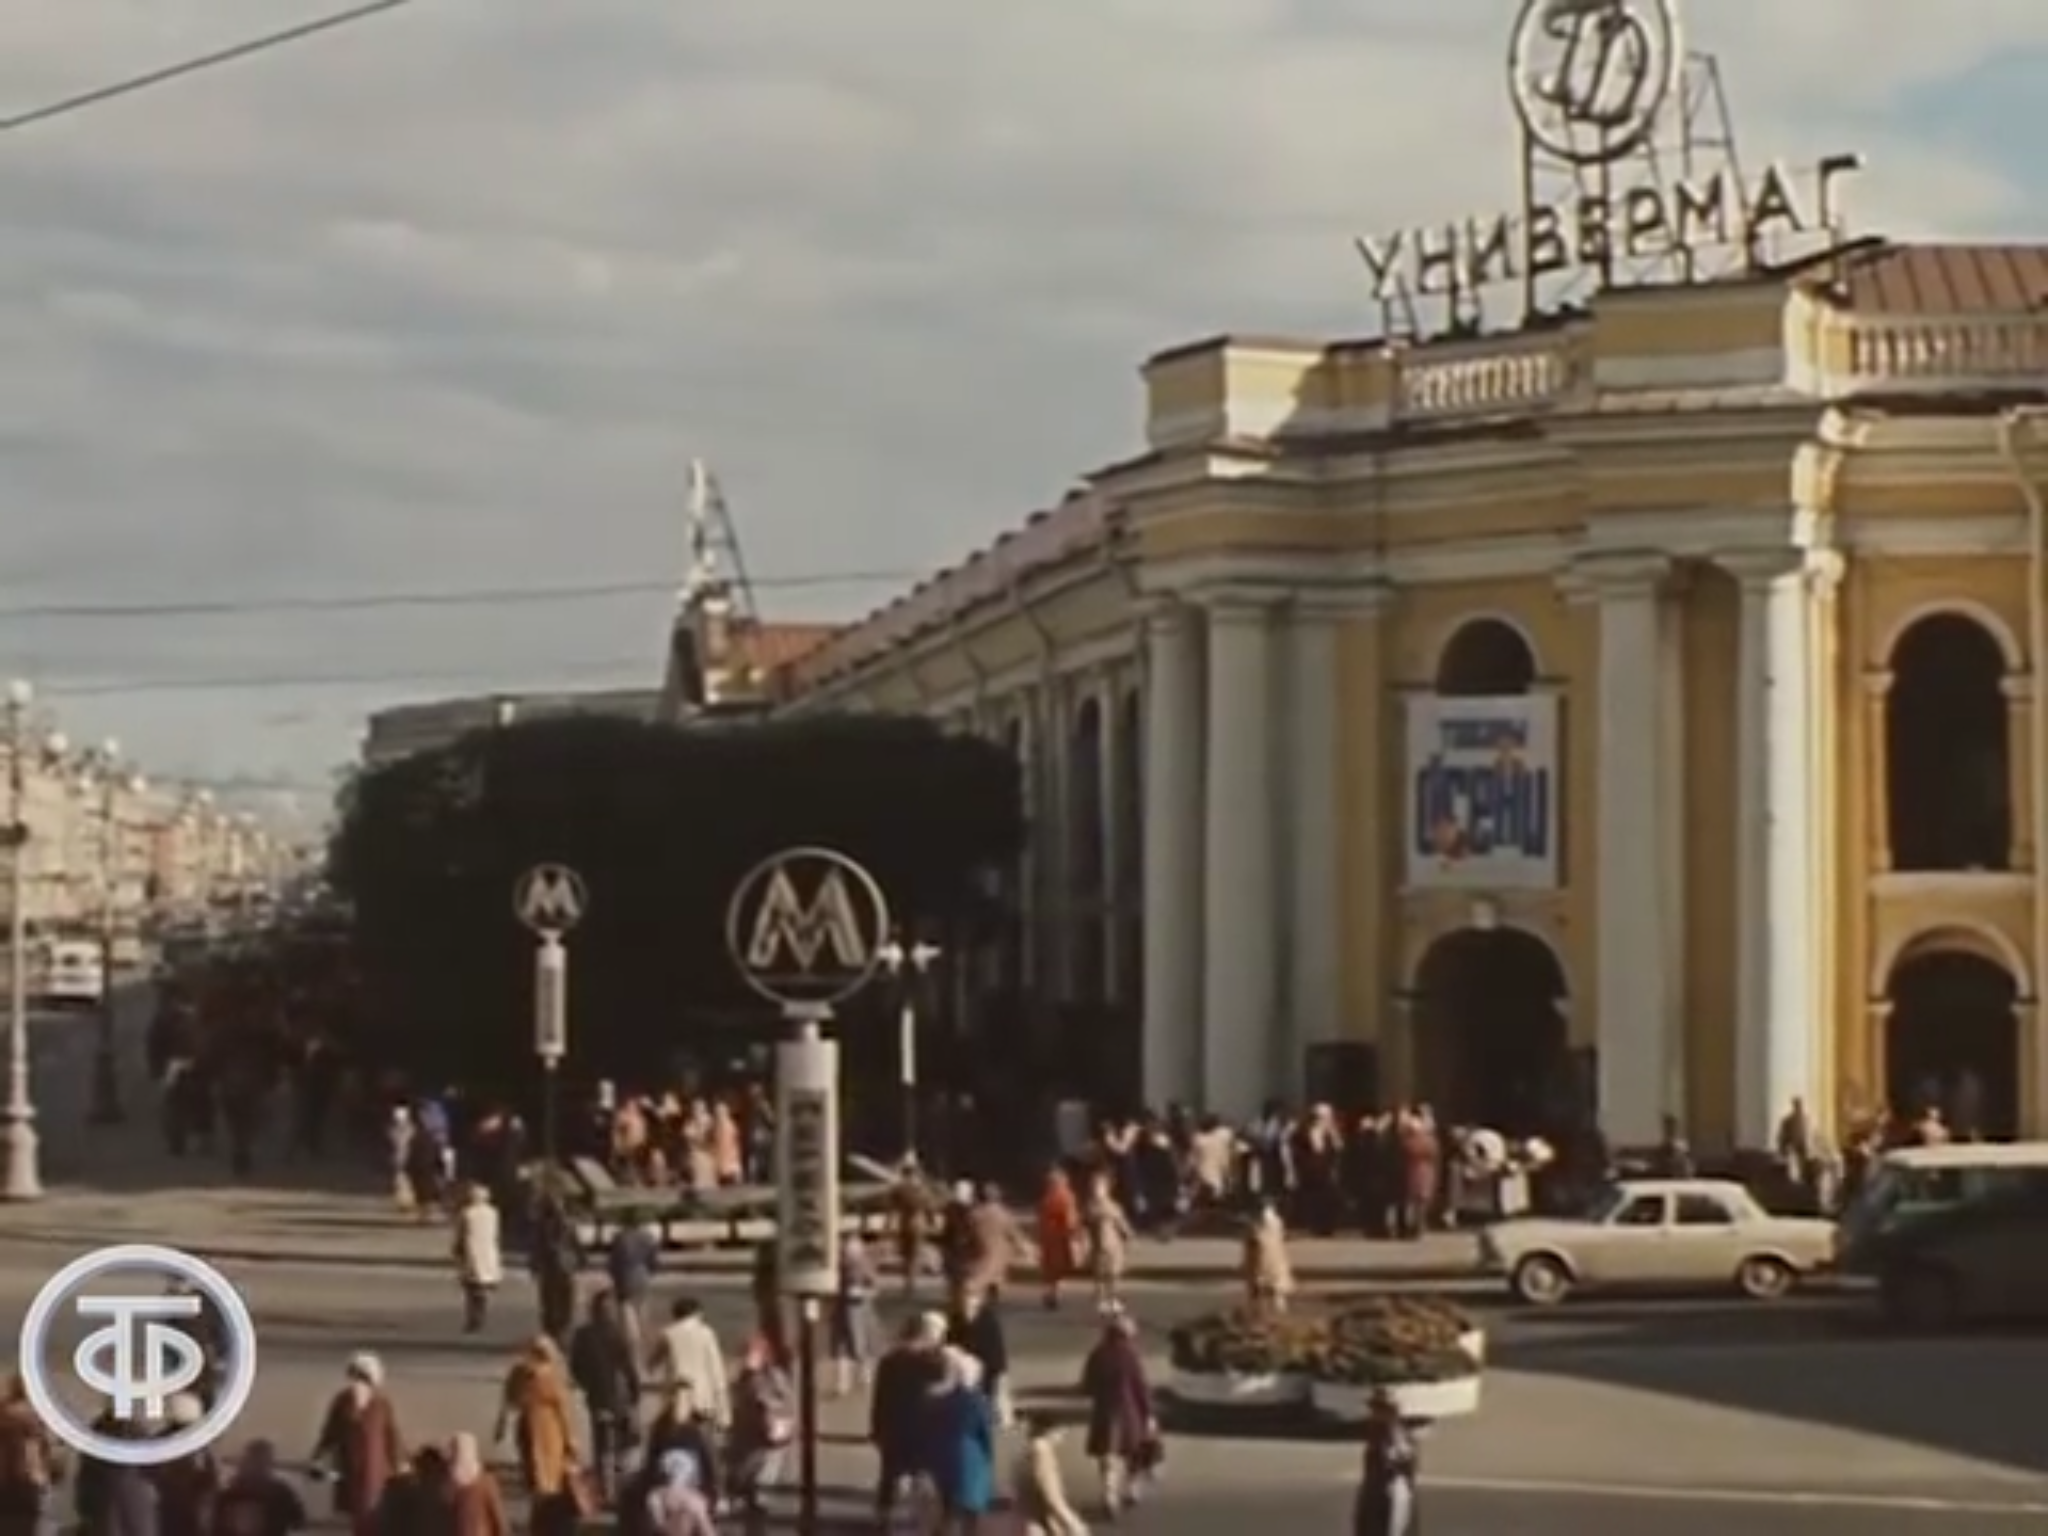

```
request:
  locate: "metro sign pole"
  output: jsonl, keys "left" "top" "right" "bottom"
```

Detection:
{"left": 515, "top": 863, "right": 587, "bottom": 1173}
{"left": 724, "top": 846, "right": 890, "bottom": 1536}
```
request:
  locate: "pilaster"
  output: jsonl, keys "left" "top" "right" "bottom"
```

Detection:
{"left": 2004, "top": 674, "right": 2035, "bottom": 871}
{"left": 1140, "top": 600, "right": 1204, "bottom": 1107}
{"left": 1199, "top": 590, "right": 1280, "bottom": 1118}
{"left": 1720, "top": 546, "right": 1835, "bottom": 1146}
{"left": 1285, "top": 596, "right": 1344, "bottom": 1088}
{"left": 1863, "top": 671, "right": 1893, "bottom": 873}
{"left": 1565, "top": 553, "right": 1685, "bottom": 1146}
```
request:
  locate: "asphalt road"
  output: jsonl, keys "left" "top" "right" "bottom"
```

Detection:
{"left": 1155, "top": 1485, "right": 2048, "bottom": 1534}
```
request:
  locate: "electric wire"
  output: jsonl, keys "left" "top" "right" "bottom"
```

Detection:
{"left": 0, "top": 0, "right": 422, "bottom": 137}
{"left": 42, "top": 659, "right": 659, "bottom": 699}
{"left": 0, "top": 568, "right": 927, "bottom": 623}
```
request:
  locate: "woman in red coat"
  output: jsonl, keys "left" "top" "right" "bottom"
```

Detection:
{"left": 1035, "top": 1166, "right": 1080, "bottom": 1309}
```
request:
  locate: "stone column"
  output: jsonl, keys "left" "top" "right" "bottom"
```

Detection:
{"left": 1577, "top": 555, "right": 1684, "bottom": 1147}
{"left": 1727, "top": 551, "right": 1831, "bottom": 1146}
{"left": 1863, "top": 671, "right": 1892, "bottom": 873}
{"left": 1140, "top": 603, "right": 1204, "bottom": 1107}
{"left": 2003, "top": 675, "right": 2034, "bottom": 872}
{"left": 1201, "top": 592, "right": 1280, "bottom": 1119}
{"left": 1098, "top": 671, "right": 1127, "bottom": 1004}
{"left": 1286, "top": 599, "right": 1343, "bottom": 1092}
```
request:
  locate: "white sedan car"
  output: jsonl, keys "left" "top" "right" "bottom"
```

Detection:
{"left": 1479, "top": 1178, "right": 1837, "bottom": 1305}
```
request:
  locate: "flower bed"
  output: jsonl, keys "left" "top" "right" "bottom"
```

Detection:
{"left": 1164, "top": 1307, "right": 1316, "bottom": 1409}
{"left": 1164, "top": 1295, "right": 1484, "bottom": 1425}
{"left": 1306, "top": 1294, "right": 1483, "bottom": 1423}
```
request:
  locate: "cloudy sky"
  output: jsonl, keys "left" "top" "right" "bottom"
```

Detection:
{"left": 0, "top": 0, "right": 2043, "bottom": 805}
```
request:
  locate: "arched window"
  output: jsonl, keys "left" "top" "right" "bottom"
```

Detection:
{"left": 1886, "top": 614, "right": 2010, "bottom": 871}
{"left": 1436, "top": 618, "right": 1537, "bottom": 696}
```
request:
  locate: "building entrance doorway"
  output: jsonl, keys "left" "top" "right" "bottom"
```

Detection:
{"left": 1411, "top": 926, "right": 1569, "bottom": 1133}
{"left": 1885, "top": 944, "right": 2020, "bottom": 1139}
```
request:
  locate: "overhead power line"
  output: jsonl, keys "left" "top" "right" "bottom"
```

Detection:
{"left": 0, "top": 0, "right": 421, "bottom": 137}
{"left": 0, "top": 568, "right": 925, "bottom": 623}
{"left": 41, "top": 658, "right": 657, "bottom": 700}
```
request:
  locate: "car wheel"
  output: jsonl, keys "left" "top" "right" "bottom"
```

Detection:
{"left": 1882, "top": 1267, "right": 1959, "bottom": 1332}
{"left": 1736, "top": 1254, "right": 1794, "bottom": 1301}
{"left": 1511, "top": 1253, "right": 1571, "bottom": 1306}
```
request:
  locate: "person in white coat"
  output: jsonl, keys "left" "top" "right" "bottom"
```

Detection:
{"left": 649, "top": 1297, "right": 731, "bottom": 1431}
{"left": 453, "top": 1182, "right": 504, "bottom": 1333}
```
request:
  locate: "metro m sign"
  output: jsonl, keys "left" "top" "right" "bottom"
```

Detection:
{"left": 724, "top": 846, "right": 890, "bottom": 1011}
{"left": 744, "top": 867, "right": 871, "bottom": 972}
{"left": 514, "top": 863, "right": 588, "bottom": 934}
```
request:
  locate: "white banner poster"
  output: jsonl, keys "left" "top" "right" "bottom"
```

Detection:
{"left": 1405, "top": 694, "right": 1559, "bottom": 890}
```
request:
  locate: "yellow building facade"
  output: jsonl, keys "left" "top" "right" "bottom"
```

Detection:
{"left": 782, "top": 240, "right": 2048, "bottom": 1150}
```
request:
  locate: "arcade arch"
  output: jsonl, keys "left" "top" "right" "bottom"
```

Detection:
{"left": 1410, "top": 926, "right": 1570, "bottom": 1133}
{"left": 1435, "top": 616, "right": 1538, "bottom": 696}
{"left": 1885, "top": 612, "right": 2011, "bottom": 871}
{"left": 1884, "top": 938, "right": 2020, "bottom": 1139}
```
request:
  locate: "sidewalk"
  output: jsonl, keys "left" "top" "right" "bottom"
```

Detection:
{"left": 0, "top": 1176, "right": 1484, "bottom": 1284}
{"left": 1, "top": 1000, "right": 1487, "bottom": 1283}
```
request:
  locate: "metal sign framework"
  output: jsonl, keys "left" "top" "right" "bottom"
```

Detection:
{"left": 1367, "top": 0, "right": 1855, "bottom": 339}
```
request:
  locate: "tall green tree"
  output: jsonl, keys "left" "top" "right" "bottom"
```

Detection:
{"left": 327, "top": 713, "right": 1023, "bottom": 1090}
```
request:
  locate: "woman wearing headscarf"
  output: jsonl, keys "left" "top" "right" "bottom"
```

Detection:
{"left": 640, "top": 1451, "right": 716, "bottom": 1536}
{"left": 451, "top": 1184, "right": 503, "bottom": 1334}
{"left": 723, "top": 1336, "right": 794, "bottom": 1520}
{"left": 1241, "top": 1195, "right": 1296, "bottom": 1316}
{"left": 493, "top": 1337, "right": 580, "bottom": 1536}
{"left": 922, "top": 1346, "right": 995, "bottom": 1535}
{"left": 206, "top": 1441, "right": 303, "bottom": 1536}
{"left": 0, "top": 1370, "right": 63, "bottom": 1536}
{"left": 1079, "top": 1307, "right": 1155, "bottom": 1516}
{"left": 1079, "top": 1173, "right": 1132, "bottom": 1315}
{"left": 441, "top": 1435, "right": 507, "bottom": 1536}
{"left": 1351, "top": 1389, "right": 1421, "bottom": 1536}
{"left": 311, "top": 1354, "right": 404, "bottom": 1536}
{"left": 151, "top": 1395, "right": 220, "bottom": 1536}
{"left": 641, "top": 1391, "right": 721, "bottom": 1518}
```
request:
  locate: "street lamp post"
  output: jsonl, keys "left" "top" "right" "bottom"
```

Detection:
{"left": 88, "top": 743, "right": 140, "bottom": 1125}
{"left": 877, "top": 933, "right": 941, "bottom": 1167}
{"left": 1, "top": 680, "right": 41, "bottom": 1200}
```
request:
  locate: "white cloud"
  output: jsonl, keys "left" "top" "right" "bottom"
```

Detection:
{"left": 0, "top": 0, "right": 2041, "bottom": 782}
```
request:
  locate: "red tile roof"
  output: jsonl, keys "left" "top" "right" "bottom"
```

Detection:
{"left": 732, "top": 621, "right": 837, "bottom": 672}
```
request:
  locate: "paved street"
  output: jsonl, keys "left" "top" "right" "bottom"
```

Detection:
{"left": 1166, "top": 1486, "right": 2048, "bottom": 1534}
{"left": 10, "top": 998, "right": 2048, "bottom": 1529}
